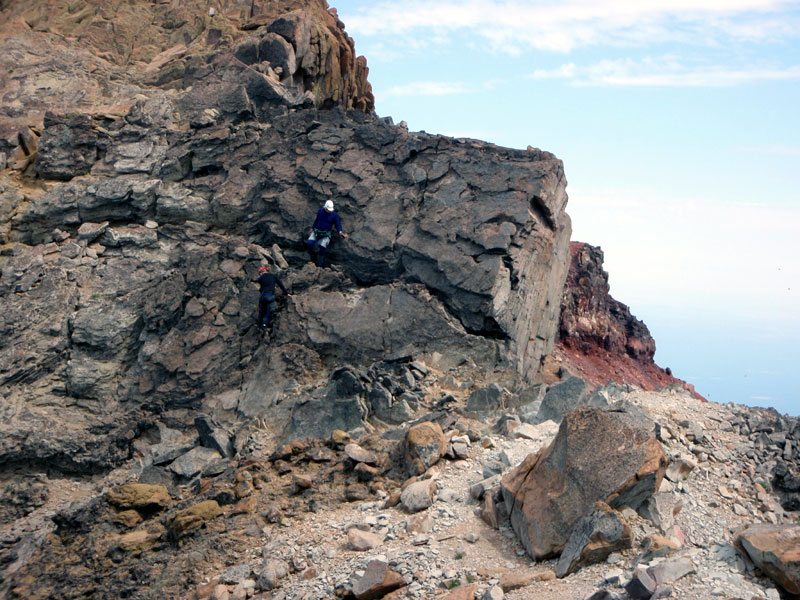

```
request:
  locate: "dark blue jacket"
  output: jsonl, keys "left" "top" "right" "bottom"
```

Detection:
{"left": 258, "top": 272, "right": 287, "bottom": 295}
{"left": 312, "top": 208, "right": 342, "bottom": 234}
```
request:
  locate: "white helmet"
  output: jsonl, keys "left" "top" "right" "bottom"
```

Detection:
{"left": 324, "top": 200, "right": 334, "bottom": 211}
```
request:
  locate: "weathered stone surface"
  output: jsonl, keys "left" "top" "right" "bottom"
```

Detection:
{"left": 352, "top": 559, "right": 405, "bottom": 600}
{"left": 168, "top": 447, "right": 223, "bottom": 479}
{"left": 735, "top": 523, "right": 800, "bottom": 594}
{"left": 404, "top": 422, "right": 446, "bottom": 476}
{"left": 467, "top": 383, "right": 505, "bottom": 413}
{"left": 0, "top": 2, "right": 583, "bottom": 599}
{"left": 106, "top": 484, "right": 171, "bottom": 511}
{"left": 34, "top": 112, "right": 98, "bottom": 180}
{"left": 639, "top": 492, "right": 678, "bottom": 534}
{"left": 114, "top": 528, "right": 162, "bottom": 554}
{"left": 345, "top": 443, "right": 378, "bottom": 465}
{"left": 256, "top": 559, "right": 290, "bottom": 590}
{"left": 646, "top": 557, "right": 696, "bottom": 586}
{"left": 347, "top": 528, "right": 383, "bottom": 551}
{"left": 500, "top": 406, "right": 666, "bottom": 559}
{"left": 536, "top": 376, "right": 588, "bottom": 424}
{"left": 400, "top": 479, "right": 437, "bottom": 513}
{"left": 625, "top": 568, "right": 657, "bottom": 600}
{"left": 442, "top": 584, "right": 478, "bottom": 600}
{"left": 556, "top": 501, "right": 632, "bottom": 577}
{"left": 167, "top": 500, "right": 222, "bottom": 538}
{"left": 483, "top": 586, "right": 505, "bottom": 600}
{"left": 195, "top": 415, "right": 234, "bottom": 458}
{"left": 584, "top": 592, "right": 624, "bottom": 600}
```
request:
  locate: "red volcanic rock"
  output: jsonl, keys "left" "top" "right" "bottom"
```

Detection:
{"left": 557, "top": 242, "right": 702, "bottom": 398}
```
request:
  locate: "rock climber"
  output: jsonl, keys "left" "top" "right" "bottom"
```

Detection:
{"left": 305, "top": 199, "right": 348, "bottom": 266}
{"left": 256, "top": 265, "right": 290, "bottom": 330}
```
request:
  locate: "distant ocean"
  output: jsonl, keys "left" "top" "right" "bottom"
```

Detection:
{"left": 639, "top": 308, "right": 798, "bottom": 417}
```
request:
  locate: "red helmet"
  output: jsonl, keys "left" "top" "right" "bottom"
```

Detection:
{"left": 258, "top": 266, "right": 269, "bottom": 274}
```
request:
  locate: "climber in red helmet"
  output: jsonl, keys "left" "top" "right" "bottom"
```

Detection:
{"left": 256, "top": 265, "right": 290, "bottom": 330}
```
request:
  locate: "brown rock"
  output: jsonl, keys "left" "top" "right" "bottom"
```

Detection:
{"left": 113, "top": 509, "right": 143, "bottom": 528}
{"left": 331, "top": 429, "right": 351, "bottom": 445}
{"left": 114, "top": 528, "right": 162, "bottom": 554}
{"left": 352, "top": 559, "right": 405, "bottom": 600}
{"left": 292, "top": 473, "right": 313, "bottom": 493}
{"left": 168, "top": 500, "right": 222, "bottom": 538}
{"left": 501, "top": 406, "right": 665, "bottom": 559}
{"left": 231, "top": 496, "right": 258, "bottom": 515}
{"left": 499, "top": 570, "right": 536, "bottom": 591}
{"left": 480, "top": 485, "right": 509, "bottom": 529}
{"left": 406, "top": 513, "right": 433, "bottom": 534}
{"left": 734, "top": 523, "right": 800, "bottom": 594}
{"left": 345, "top": 483, "right": 370, "bottom": 501}
{"left": 345, "top": 443, "right": 378, "bottom": 465}
{"left": 442, "top": 584, "right": 478, "bottom": 600}
{"left": 383, "top": 491, "right": 401, "bottom": 508}
{"left": 355, "top": 462, "right": 378, "bottom": 482}
{"left": 106, "top": 483, "right": 171, "bottom": 511}
{"left": 211, "top": 584, "right": 230, "bottom": 600}
{"left": 196, "top": 578, "right": 220, "bottom": 600}
{"left": 404, "top": 422, "right": 446, "bottom": 476}
{"left": 347, "top": 528, "right": 383, "bottom": 551}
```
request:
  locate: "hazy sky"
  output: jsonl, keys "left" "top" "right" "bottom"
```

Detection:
{"left": 335, "top": 0, "right": 800, "bottom": 413}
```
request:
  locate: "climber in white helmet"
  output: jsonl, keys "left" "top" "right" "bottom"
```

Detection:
{"left": 305, "top": 199, "right": 347, "bottom": 266}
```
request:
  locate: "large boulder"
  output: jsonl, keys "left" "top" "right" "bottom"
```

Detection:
{"left": 735, "top": 523, "right": 800, "bottom": 594}
{"left": 500, "top": 405, "right": 666, "bottom": 559}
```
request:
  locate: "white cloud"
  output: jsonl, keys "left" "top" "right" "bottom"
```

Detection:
{"left": 379, "top": 81, "right": 471, "bottom": 98}
{"left": 526, "top": 58, "right": 800, "bottom": 86}
{"left": 341, "top": 0, "right": 800, "bottom": 53}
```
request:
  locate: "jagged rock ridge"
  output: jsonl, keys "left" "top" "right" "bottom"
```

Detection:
{"left": 554, "top": 241, "right": 700, "bottom": 397}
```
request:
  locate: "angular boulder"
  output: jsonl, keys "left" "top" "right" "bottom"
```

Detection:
{"left": 500, "top": 406, "right": 665, "bottom": 559}
{"left": 352, "top": 559, "right": 405, "bottom": 600}
{"left": 404, "top": 422, "right": 446, "bottom": 476}
{"left": 735, "top": 523, "right": 800, "bottom": 594}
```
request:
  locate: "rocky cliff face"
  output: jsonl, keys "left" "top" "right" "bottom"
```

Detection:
{"left": 0, "top": 0, "right": 571, "bottom": 477}
{"left": 3, "top": 4, "right": 798, "bottom": 600}
{"left": 0, "top": 0, "right": 373, "bottom": 117}
{"left": 555, "top": 242, "right": 699, "bottom": 396}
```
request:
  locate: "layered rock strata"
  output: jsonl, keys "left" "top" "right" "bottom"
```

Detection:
{"left": 0, "top": 0, "right": 571, "bottom": 473}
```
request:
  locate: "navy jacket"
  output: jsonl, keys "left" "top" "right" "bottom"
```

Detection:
{"left": 312, "top": 208, "right": 342, "bottom": 233}
{"left": 258, "top": 272, "right": 287, "bottom": 295}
